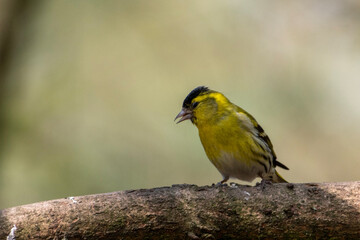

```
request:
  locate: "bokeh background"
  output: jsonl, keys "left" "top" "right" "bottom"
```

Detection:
{"left": 1, "top": 0, "right": 359, "bottom": 209}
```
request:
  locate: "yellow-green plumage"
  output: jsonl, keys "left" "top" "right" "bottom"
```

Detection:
{"left": 175, "top": 86, "right": 289, "bottom": 184}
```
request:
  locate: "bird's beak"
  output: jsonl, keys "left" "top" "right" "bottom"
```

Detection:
{"left": 174, "top": 108, "right": 193, "bottom": 124}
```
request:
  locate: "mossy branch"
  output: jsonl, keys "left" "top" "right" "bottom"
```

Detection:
{"left": 0, "top": 182, "right": 359, "bottom": 239}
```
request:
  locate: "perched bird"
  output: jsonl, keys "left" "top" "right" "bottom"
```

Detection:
{"left": 175, "top": 86, "right": 289, "bottom": 184}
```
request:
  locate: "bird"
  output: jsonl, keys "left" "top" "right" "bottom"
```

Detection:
{"left": 175, "top": 86, "right": 289, "bottom": 184}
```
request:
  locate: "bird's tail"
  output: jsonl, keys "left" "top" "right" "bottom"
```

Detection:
{"left": 273, "top": 170, "right": 288, "bottom": 183}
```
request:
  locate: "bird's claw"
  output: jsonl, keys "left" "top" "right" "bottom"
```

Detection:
{"left": 256, "top": 179, "right": 272, "bottom": 190}
{"left": 214, "top": 181, "right": 228, "bottom": 187}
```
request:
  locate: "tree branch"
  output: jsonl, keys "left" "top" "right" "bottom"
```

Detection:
{"left": 0, "top": 182, "right": 359, "bottom": 239}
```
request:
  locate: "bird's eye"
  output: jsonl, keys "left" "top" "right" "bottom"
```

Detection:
{"left": 192, "top": 102, "right": 199, "bottom": 108}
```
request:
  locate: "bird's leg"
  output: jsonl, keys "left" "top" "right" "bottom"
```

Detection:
{"left": 221, "top": 176, "right": 229, "bottom": 184}
{"left": 215, "top": 176, "right": 229, "bottom": 186}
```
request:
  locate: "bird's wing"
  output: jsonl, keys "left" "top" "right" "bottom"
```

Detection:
{"left": 234, "top": 106, "right": 289, "bottom": 170}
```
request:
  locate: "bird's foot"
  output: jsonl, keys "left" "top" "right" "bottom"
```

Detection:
{"left": 212, "top": 176, "right": 229, "bottom": 187}
{"left": 256, "top": 179, "right": 272, "bottom": 190}
{"left": 214, "top": 181, "right": 228, "bottom": 187}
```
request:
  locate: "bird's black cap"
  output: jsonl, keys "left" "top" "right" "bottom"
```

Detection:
{"left": 182, "top": 86, "right": 209, "bottom": 108}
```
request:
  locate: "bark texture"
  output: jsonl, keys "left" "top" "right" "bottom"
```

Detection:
{"left": 0, "top": 182, "right": 359, "bottom": 240}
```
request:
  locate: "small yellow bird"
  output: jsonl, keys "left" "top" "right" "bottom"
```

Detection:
{"left": 175, "top": 86, "right": 289, "bottom": 184}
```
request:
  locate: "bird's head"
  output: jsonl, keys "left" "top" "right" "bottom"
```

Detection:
{"left": 175, "top": 86, "right": 231, "bottom": 126}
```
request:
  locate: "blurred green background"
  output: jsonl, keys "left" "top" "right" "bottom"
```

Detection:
{"left": 1, "top": 0, "right": 360, "bottom": 209}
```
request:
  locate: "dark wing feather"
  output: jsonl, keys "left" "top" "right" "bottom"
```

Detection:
{"left": 236, "top": 105, "right": 289, "bottom": 171}
{"left": 254, "top": 124, "right": 289, "bottom": 170}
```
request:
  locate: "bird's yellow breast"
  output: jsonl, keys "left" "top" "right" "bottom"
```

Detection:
{"left": 197, "top": 113, "right": 255, "bottom": 170}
